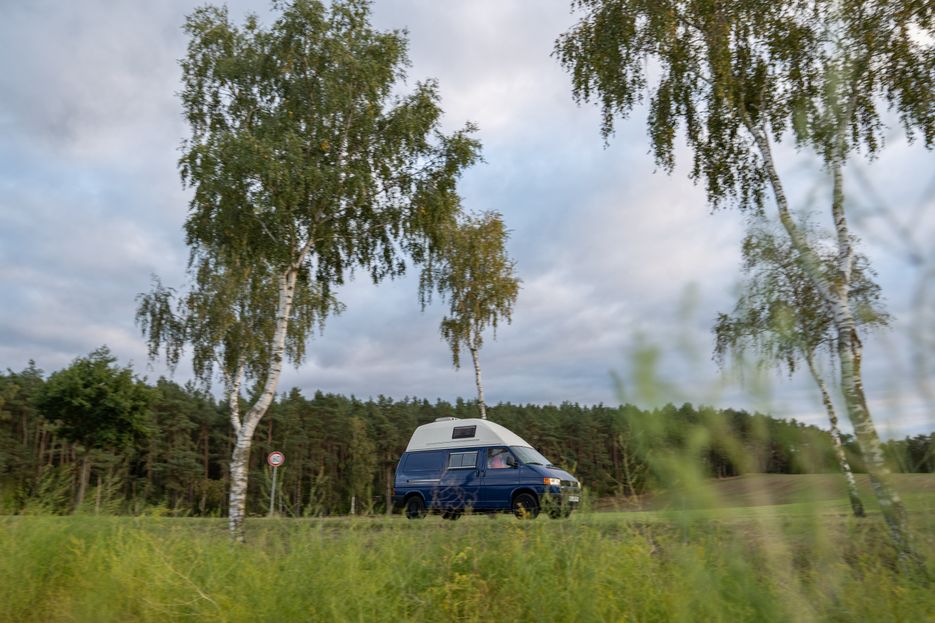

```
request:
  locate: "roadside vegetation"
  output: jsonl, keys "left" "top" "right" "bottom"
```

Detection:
{"left": 2, "top": 490, "right": 933, "bottom": 623}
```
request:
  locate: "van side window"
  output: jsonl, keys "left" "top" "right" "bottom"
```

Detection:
{"left": 405, "top": 451, "right": 445, "bottom": 472}
{"left": 487, "top": 447, "right": 512, "bottom": 469}
{"left": 448, "top": 451, "right": 478, "bottom": 469}
{"left": 452, "top": 426, "right": 477, "bottom": 439}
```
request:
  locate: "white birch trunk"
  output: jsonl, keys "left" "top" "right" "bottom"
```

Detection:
{"left": 470, "top": 345, "right": 487, "bottom": 420}
{"left": 835, "top": 309, "right": 919, "bottom": 566}
{"left": 227, "top": 264, "right": 301, "bottom": 542}
{"left": 804, "top": 354, "right": 865, "bottom": 517}
{"left": 748, "top": 118, "right": 920, "bottom": 569}
{"left": 827, "top": 141, "right": 918, "bottom": 567}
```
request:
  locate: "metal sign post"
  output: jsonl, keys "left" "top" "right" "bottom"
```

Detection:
{"left": 267, "top": 451, "right": 284, "bottom": 517}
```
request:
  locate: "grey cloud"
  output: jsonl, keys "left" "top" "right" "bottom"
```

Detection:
{"left": 0, "top": 1, "right": 186, "bottom": 158}
{"left": 0, "top": 0, "right": 931, "bottom": 440}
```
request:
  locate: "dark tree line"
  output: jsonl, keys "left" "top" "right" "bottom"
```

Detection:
{"left": 1, "top": 362, "right": 931, "bottom": 516}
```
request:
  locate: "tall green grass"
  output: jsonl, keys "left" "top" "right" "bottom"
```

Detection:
{"left": 6, "top": 320, "right": 929, "bottom": 622}
{"left": 2, "top": 509, "right": 932, "bottom": 623}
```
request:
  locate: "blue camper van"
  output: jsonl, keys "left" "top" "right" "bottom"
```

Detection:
{"left": 393, "top": 417, "right": 581, "bottom": 520}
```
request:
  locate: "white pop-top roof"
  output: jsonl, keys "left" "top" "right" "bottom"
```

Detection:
{"left": 405, "top": 418, "right": 532, "bottom": 452}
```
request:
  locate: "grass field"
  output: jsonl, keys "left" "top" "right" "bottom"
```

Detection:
{"left": 2, "top": 475, "right": 933, "bottom": 622}
{"left": 599, "top": 473, "right": 935, "bottom": 514}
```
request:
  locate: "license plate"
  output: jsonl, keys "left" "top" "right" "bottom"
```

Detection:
{"left": 568, "top": 495, "right": 579, "bottom": 503}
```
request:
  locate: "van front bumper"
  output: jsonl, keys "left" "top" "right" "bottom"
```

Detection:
{"left": 544, "top": 483, "right": 581, "bottom": 512}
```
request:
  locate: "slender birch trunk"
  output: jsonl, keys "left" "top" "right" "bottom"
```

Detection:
{"left": 804, "top": 354, "right": 865, "bottom": 517}
{"left": 748, "top": 118, "right": 921, "bottom": 570}
{"left": 227, "top": 263, "right": 301, "bottom": 542}
{"left": 837, "top": 314, "right": 921, "bottom": 570}
{"left": 228, "top": 436, "right": 252, "bottom": 540}
{"left": 469, "top": 345, "right": 487, "bottom": 420}
{"left": 827, "top": 137, "right": 920, "bottom": 568}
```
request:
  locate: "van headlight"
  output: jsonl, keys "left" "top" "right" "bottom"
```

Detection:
{"left": 543, "top": 478, "right": 561, "bottom": 487}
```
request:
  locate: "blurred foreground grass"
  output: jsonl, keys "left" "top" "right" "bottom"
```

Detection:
{"left": 2, "top": 478, "right": 933, "bottom": 623}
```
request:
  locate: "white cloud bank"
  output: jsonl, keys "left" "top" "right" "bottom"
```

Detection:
{"left": 0, "top": 0, "right": 932, "bottom": 438}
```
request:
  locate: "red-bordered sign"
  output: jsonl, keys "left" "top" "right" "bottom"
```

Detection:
{"left": 267, "top": 451, "right": 285, "bottom": 467}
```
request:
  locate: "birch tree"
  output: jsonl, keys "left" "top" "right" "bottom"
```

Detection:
{"left": 136, "top": 0, "right": 480, "bottom": 541}
{"left": 556, "top": 0, "right": 932, "bottom": 568}
{"left": 425, "top": 212, "right": 519, "bottom": 419}
{"left": 714, "top": 221, "right": 889, "bottom": 517}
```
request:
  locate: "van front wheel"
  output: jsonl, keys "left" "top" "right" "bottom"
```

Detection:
{"left": 512, "top": 493, "right": 539, "bottom": 519}
{"left": 405, "top": 496, "right": 426, "bottom": 520}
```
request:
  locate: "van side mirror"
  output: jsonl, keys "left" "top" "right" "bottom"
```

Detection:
{"left": 506, "top": 456, "right": 518, "bottom": 468}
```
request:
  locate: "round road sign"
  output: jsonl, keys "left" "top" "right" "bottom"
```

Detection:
{"left": 267, "top": 451, "right": 285, "bottom": 467}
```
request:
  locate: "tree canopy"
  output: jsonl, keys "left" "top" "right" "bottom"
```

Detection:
{"left": 556, "top": 0, "right": 933, "bottom": 212}
{"left": 714, "top": 218, "right": 887, "bottom": 374}
{"left": 136, "top": 0, "right": 482, "bottom": 540}
{"left": 36, "top": 347, "right": 151, "bottom": 453}
{"left": 423, "top": 210, "right": 520, "bottom": 419}
{"left": 427, "top": 211, "right": 520, "bottom": 369}
{"left": 139, "top": 0, "right": 481, "bottom": 387}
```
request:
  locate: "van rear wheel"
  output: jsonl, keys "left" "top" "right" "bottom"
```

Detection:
{"left": 405, "top": 496, "right": 426, "bottom": 519}
{"left": 512, "top": 493, "right": 539, "bottom": 519}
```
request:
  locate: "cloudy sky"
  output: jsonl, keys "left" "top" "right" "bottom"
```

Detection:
{"left": 1, "top": 0, "right": 932, "bottom": 437}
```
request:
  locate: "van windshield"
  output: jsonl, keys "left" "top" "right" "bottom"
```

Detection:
{"left": 511, "top": 446, "right": 553, "bottom": 467}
